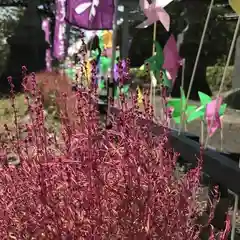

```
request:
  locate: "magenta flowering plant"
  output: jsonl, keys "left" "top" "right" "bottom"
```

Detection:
{"left": 0, "top": 71, "right": 230, "bottom": 239}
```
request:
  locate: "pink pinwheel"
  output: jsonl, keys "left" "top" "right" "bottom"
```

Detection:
{"left": 162, "top": 35, "right": 182, "bottom": 84}
{"left": 136, "top": 0, "right": 173, "bottom": 31}
{"left": 206, "top": 97, "right": 223, "bottom": 137}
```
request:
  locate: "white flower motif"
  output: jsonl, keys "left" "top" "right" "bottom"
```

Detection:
{"left": 75, "top": 0, "right": 99, "bottom": 21}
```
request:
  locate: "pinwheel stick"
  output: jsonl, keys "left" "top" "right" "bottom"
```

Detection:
{"left": 200, "top": 120, "right": 204, "bottom": 145}
{"left": 203, "top": 17, "right": 240, "bottom": 240}
{"left": 204, "top": 16, "right": 240, "bottom": 148}
{"left": 181, "top": 58, "right": 185, "bottom": 89}
{"left": 231, "top": 155, "right": 240, "bottom": 240}
{"left": 106, "top": 0, "right": 118, "bottom": 127}
{"left": 150, "top": 22, "right": 157, "bottom": 109}
{"left": 185, "top": 0, "right": 214, "bottom": 107}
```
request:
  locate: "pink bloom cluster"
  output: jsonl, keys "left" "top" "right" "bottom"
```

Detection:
{"left": 0, "top": 71, "right": 230, "bottom": 239}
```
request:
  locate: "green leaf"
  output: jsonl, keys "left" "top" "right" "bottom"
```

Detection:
{"left": 198, "top": 91, "right": 211, "bottom": 106}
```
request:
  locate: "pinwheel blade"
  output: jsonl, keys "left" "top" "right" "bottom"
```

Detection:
{"left": 114, "top": 87, "right": 120, "bottom": 98}
{"left": 173, "top": 116, "right": 181, "bottom": 124}
{"left": 180, "top": 87, "right": 186, "bottom": 108}
{"left": 198, "top": 91, "right": 212, "bottom": 106}
{"left": 163, "top": 35, "right": 181, "bottom": 82}
{"left": 122, "top": 85, "right": 130, "bottom": 94}
{"left": 162, "top": 70, "right": 172, "bottom": 88}
{"left": 187, "top": 106, "right": 204, "bottom": 122}
{"left": 219, "top": 103, "right": 227, "bottom": 116}
{"left": 150, "top": 71, "right": 157, "bottom": 87}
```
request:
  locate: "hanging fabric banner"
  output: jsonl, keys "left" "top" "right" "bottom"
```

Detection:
{"left": 65, "top": 0, "right": 114, "bottom": 30}
{"left": 53, "top": 0, "right": 66, "bottom": 60}
{"left": 42, "top": 18, "right": 52, "bottom": 71}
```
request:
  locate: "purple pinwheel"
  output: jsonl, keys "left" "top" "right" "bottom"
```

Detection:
{"left": 66, "top": 0, "right": 114, "bottom": 30}
{"left": 114, "top": 60, "right": 128, "bottom": 82}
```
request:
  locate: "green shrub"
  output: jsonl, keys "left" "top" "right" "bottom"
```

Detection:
{"left": 206, "top": 66, "right": 233, "bottom": 93}
{"left": 130, "top": 64, "right": 234, "bottom": 93}
{"left": 129, "top": 68, "right": 148, "bottom": 80}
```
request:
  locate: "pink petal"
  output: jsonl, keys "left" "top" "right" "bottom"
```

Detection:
{"left": 137, "top": 0, "right": 170, "bottom": 31}
{"left": 206, "top": 97, "right": 223, "bottom": 136}
{"left": 163, "top": 35, "right": 181, "bottom": 82}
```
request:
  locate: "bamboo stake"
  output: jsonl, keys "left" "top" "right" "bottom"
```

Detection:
{"left": 151, "top": 22, "right": 157, "bottom": 112}
{"left": 182, "top": 0, "right": 214, "bottom": 133}
{"left": 106, "top": 0, "right": 118, "bottom": 127}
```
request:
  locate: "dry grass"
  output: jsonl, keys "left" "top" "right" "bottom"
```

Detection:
{"left": 0, "top": 94, "right": 27, "bottom": 131}
{"left": 0, "top": 94, "right": 59, "bottom": 135}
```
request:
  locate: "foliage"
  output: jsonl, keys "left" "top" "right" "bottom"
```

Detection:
{"left": 130, "top": 64, "right": 233, "bottom": 93}
{"left": 130, "top": 68, "right": 148, "bottom": 80}
{"left": 129, "top": 2, "right": 236, "bottom": 67}
{"left": 0, "top": 7, "right": 24, "bottom": 74}
{"left": 206, "top": 60, "right": 233, "bottom": 93}
{"left": 0, "top": 70, "right": 231, "bottom": 239}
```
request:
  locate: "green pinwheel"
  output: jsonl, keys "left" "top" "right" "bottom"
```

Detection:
{"left": 167, "top": 87, "right": 203, "bottom": 124}
{"left": 91, "top": 49, "right": 100, "bottom": 59}
{"left": 187, "top": 92, "right": 227, "bottom": 122}
{"left": 65, "top": 68, "right": 76, "bottom": 80}
{"left": 145, "top": 41, "right": 164, "bottom": 81}
{"left": 198, "top": 91, "right": 227, "bottom": 115}
{"left": 99, "top": 56, "right": 111, "bottom": 74}
{"left": 99, "top": 79, "right": 105, "bottom": 89}
{"left": 144, "top": 41, "right": 172, "bottom": 89}
{"left": 161, "top": 69, "right": 172, "bottom": 89}
{"left": 114, "top": 85, "right": 130, "bottom": 99}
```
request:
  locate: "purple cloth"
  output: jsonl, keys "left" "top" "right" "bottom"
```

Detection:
{"left": 42, "top": 18, "right": 52, "bottom": 71}
{"left": 66, "top": 0, "right": 114, "bottom": 30}
{"left": 53, "top": 0, "right": 66, "bottom": 60}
